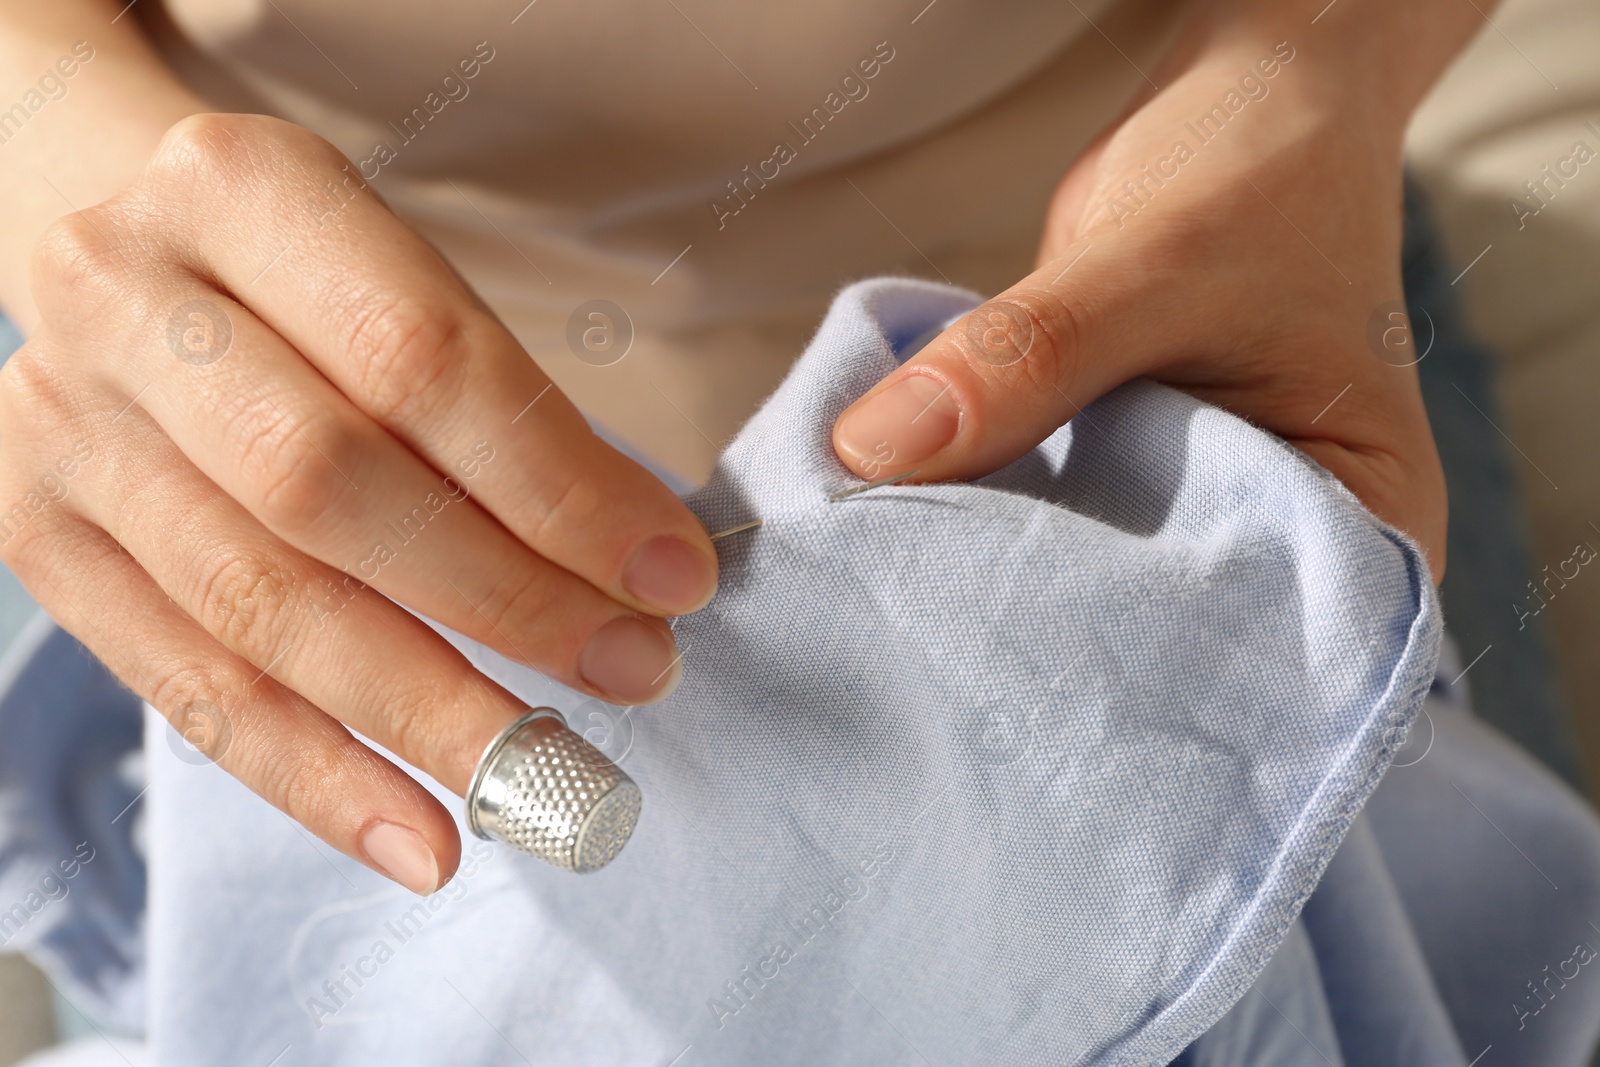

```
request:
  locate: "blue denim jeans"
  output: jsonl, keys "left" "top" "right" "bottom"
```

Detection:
{"left": 1403, "top": 178, "right": 1586, "bottom": 790}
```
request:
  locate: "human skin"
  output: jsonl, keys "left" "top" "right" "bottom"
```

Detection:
{"left": 834, "top": 0, "right": 1492, "bottom": 583}
{"left": 0, "top": 1, "right": 717, "bottom": 896}
{"left": 0, "top": 0, "right": 1482, "bottom": 894}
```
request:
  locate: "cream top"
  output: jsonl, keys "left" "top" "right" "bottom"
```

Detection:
{"left": 146, "top": 0, "right": 1179, "bottom": 476}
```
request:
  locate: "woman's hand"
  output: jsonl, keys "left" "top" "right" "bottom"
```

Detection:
{"left": 0, "top": 114, "right": 718, "bottom": 894}
{"left": 832, "top": 1, "right": 1480, "bottom": 579}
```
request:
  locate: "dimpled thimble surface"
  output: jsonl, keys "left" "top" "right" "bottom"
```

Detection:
{"left": 466, "top": 709, "right": 642, "bottom": 873}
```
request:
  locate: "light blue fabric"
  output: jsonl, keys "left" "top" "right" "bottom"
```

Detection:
{"left": 1191, "top": 638, "right": 1600, "bottom": 1067}
{"left": 1360, "top": 648, "right": 1600, "bottom": 1065}
{"left": 144, "top": 277, "right": 1434, "bottom": 1066}
{"left": 1186, "top": 917, "right": 1342, "bottom": 1066}
{"left": 5, "top": 278, "right": 1599, "bottom": 1067}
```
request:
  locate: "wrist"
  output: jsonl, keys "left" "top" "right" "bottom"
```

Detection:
{"left": 0, "top": 6, "right": 209, "bottom": 330}
{"left": 1176, "top": 0, "right": 1489, "bottom": 151}
{"left": 1161, "top": 36, "right": 1407, "bottom": 186}
{"left": 0, "top": 93, "right": 203, "bottom": 332}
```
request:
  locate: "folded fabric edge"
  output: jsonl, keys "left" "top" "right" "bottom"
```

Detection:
{"left": 750, "top": 276, "right": 1448, "bottom": 1065}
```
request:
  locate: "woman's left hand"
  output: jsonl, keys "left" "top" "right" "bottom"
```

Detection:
{"left": 831, "top": 0, "right": 1485, "bottom": 580}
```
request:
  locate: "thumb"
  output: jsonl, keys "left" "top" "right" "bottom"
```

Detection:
{"left": 832, "top": 260, "right": 1152, "bottom": 482}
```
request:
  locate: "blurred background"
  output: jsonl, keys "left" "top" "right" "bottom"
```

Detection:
{"left": 1403, "top": 0, "right": 1600, "bottom": 795}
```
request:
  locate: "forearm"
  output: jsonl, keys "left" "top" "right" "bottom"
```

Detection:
{"left": 0, "top": 0, "right": 206, "bottom": 330}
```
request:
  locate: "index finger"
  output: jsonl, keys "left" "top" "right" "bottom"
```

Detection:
{"left": 142, "top": 113, "right": 718, "bottom": 619}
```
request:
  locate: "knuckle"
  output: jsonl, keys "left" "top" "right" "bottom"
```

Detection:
{"left": 472, "top": 565, "right": 556, "bottom": 644}
{"left": 237, "top": 406, "right": 361, "bottom": 537}
{"left": 141, "top": 114, "right": 355, "bottom": 234}
{"left": 0, "top": 341, "right": 71, "bottom": 417}
{"left": 193, "top": 549, "right": 299, "bottom": 659}
{"left": 146, "top": 113, "right": 270, "bottom": 190}
{"left": 0, "top": 355, "right": 92, "bottom": 568}
{"left": 261, "top": 735, "right": 349, "bottom": 832}
{"left": 0, "top": 520, "right": 32, "bottom": 571}
{"left": 147, "top": 668, "right": 249, "bottom": 768}
{"left": 30, "top": 210, "right": 129, "bottom": 312}
{"left": 146, "top": 665, "right": 341, "bottom": 832}
{"left": 522, "top": 467, "right": 595, "bottom": 549}
{"left": 961, "top": 290, "right": 1080, "bottom": 393}
{"left": 346, "top": 297, "right": 472, "bottom": 425}
{"left": 1019, "top": 291, "right": 1078, "bottom": 393}
{"left": 0, "top": 501, "right": 64, "bottom": 575}
{"left": 148, "top": 664, "right": 217, "bottom": 723}
{"left": 379, "top": 678, "right": 455, "bottom": 771}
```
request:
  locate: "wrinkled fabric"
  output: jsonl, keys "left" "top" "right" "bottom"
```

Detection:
{"left": 139, "top": 277, "right": 1433, "bottom": 1066}
{"left": 1360, "top": 647, "right": 1600, "bottom": 1065}
{"left": 6, "top": 279, "right": 1597, "bottom": 1067}
{"left": 1185, "top": 917, "right": 1342, "bottom": 1067}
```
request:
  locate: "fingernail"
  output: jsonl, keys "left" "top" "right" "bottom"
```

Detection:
{"left": 580, "top": 615, "right": 682, "bottom": 703}
{"left": 835, "top": 374, "right": 960, "bottom": 472}
{"left": 623, "top": 535, "right": 718, "bottom": 615}
{"left": 361, "top": 821, "right": 441, "bottom": 896}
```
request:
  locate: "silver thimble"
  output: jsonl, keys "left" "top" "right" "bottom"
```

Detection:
{"left": 466, "top": 708, "right": 642, "bottom": 873}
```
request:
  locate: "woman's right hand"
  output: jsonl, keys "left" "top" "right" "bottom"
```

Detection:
{"left": 0, "top": 114, "right": 718, "bottom": 895}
